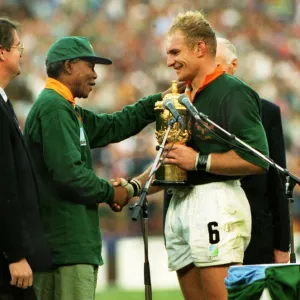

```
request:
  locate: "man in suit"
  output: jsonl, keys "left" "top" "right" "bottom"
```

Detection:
{"left": 0, "top": 17, "right": 51, "bottom": 300}
{"left": 215, "top": 37, "right": 290, "bottom": 264}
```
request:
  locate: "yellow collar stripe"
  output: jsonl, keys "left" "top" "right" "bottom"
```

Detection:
{"left": 45, "top": 78, "right": 75, "bottom": 106}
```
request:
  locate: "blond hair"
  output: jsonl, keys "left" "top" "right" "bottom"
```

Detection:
{"left": 168, "top": 11, "right": 216, "bottom": 56}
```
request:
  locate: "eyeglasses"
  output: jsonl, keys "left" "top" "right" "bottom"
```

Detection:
{"left": 11, "top": 43, "right": 24, "bottom": 55}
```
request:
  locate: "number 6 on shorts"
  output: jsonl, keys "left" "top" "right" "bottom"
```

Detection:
{"left": 207, "top": 221, "right": 220, "bottom": 244}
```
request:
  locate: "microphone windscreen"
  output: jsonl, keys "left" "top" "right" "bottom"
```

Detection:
{"left": 178, "top": 94, "right": 189, "bottom": 104}
{"left": 162, "top": 97, "right": 173, "bottom": 109}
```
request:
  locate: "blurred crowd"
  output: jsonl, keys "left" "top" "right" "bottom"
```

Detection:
{"left": 1, "top": 0, "right": 300, "bottom": 236}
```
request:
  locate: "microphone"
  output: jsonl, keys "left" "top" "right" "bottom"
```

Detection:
{"left": 163, "top": 98, "right": 183, "bottom": 125}
{"left": 178, "top": 94, "right": 202, "bottom": 121}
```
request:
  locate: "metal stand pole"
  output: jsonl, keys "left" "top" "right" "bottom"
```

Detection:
{"left": 141, "top": 200, "right": 151, "bottom": 299}
{"left": 285, "top": 175, "right": 297, "bottom": 262}
{"left": 130, "top": 119, "right": 176, "bottom": 300}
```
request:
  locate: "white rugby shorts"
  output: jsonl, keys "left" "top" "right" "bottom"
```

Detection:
{"left": 165, "top": 180, "right": 251, "bottom": 271}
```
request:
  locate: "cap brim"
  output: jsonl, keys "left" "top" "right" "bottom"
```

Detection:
{"left": 82, "top": 56, "right": 112, "bottom": 65}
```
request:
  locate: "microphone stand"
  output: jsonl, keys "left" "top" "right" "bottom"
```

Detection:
{"left": 130, "top": 118, "right": 177, "bottom": 300}
{"left": 196, "top": 111, "right": 300, "bottom": 263}
{"left": 285, "top": 174, "right": 297, "bottom": 263}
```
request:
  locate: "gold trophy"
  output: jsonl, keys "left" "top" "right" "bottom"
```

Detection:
{"left": 152, "top": 80, "right": 192, "bottom": 186}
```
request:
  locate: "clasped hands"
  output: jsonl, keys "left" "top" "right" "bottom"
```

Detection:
{"left": 110, "top": 178, "right": 132, "bottom": 212}
{"left": 109, "top": 143, "right": 198, "bottom": 212}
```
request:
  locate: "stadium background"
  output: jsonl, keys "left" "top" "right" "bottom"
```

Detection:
{"left": 1, "top": 0, "right": 300, "bottom": 298}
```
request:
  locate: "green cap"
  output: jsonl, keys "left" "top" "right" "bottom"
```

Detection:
{"left": 46, "top": 36, "right": 112, "bottom": 65}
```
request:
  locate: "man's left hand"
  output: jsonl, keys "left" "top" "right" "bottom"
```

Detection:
{"left": 274, "top": 249, "right": 289, "bottom": 263}
{"left": 162, "top": 143, "right": 198, "bottom": 171}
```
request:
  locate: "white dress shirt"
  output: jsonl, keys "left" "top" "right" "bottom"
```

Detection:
{"left": 0, "top": 87, "right": 8, "bottom": 102}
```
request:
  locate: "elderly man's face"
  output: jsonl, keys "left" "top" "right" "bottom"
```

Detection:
{"left": 69, "top": 59, "right": 97, "bottom": 99}
{"left": 215, "top": 43, "right": 236, "bottom": 76}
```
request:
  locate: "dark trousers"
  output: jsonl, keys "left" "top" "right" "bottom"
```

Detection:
{"left": 244, "top": 209, "right": 275, "bottom": 264}
{"left": 0, "top": 286, "right": 36, "bottom": 300}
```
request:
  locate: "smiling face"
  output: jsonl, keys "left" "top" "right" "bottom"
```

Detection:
{"left": 68, "top": 59, "right": 97, "bottom": 99}
{"left": 166, "top": 30, "right": 201, "bottom": 82}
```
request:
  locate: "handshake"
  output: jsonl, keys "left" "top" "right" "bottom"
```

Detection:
{"left": 109, "top": 178, "right": 142, "bottom": 212}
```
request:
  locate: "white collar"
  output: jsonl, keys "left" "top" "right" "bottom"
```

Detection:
{"left": 0, "top": 88, "right": 8, "bottom": 102}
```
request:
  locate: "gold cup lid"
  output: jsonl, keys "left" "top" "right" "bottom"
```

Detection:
{"left": 155, "top": 80, "right": 186, "bottom": 110}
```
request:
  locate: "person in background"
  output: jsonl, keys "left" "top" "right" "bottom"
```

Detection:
{"left": 0, "top": 17, "right": 51, "bottom": 300}
{"left": 216, "top": 37, "right": 290, "bottom": 264}
{"left": 23, "top": 36, "right": 180, "bottom": 300}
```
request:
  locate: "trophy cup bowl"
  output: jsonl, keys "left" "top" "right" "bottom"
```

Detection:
{"left": 152, "top": 80, "right": 192, "bottom": 186}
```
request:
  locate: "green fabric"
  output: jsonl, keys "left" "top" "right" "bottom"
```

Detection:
{"left": 24, "top": 88, "right": 160, "bottom": 265}
{"left": 265, "top": 265, "right": 300, "bottom": 300}
{"left": 187, "top": 73, "right": 269, "bottom": 185}
{"left": 227, "top": 279, "right": 265, "bottom": 299}
{"left": 34, "top": 265, "right": 98, "bottom": 300}
{"left": 227, "top": 265, "right": 300, "bottom": 300}
{"left": 46, "top": 36, "right": 112, "bottom": 65}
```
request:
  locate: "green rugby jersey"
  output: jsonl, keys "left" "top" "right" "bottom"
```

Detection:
{"left": 24, "top": 88, "right": 160, "bottom": 266}
{"left": 186, "top": 73, "right": 269, "bottom": 185}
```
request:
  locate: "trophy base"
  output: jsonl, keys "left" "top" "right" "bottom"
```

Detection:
{"left": 152, "top": 180, "right": 191, "bottom": 187}
{"left": 153, "top": 164, "right": 191, "bottom": 187}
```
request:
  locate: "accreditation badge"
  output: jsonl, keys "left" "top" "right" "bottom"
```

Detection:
{"left": 80, "top": 127, "right": 86, "bottom": 146}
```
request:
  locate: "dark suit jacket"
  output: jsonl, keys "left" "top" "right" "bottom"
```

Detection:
{"left": 0, "top": 96, "right": 52, "bottom": 292}
{"left": 242, "top": 99, "right": 290, "bottom": 263}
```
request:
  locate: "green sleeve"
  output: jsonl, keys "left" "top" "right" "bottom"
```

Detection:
{"left": 80, "top": 93, "right": 162, "bottom": 148}
{"left": 222, "top": 88, "right": 269, "bottom": 170}
{"left": 40, "top": 108, "right": 114, "bottom": 205}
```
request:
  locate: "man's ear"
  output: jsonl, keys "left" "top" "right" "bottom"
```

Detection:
{"left": 231, "top": 58, "right": 238, "bottom": 74}
{"left": 64, "top": 60, "right": 73, "bottom": 75}
{"left": 0, "top": 45, "right": 5, "bottom": 61}
{"left": 195, "top": 40, "right": 206, "bottom": 57}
